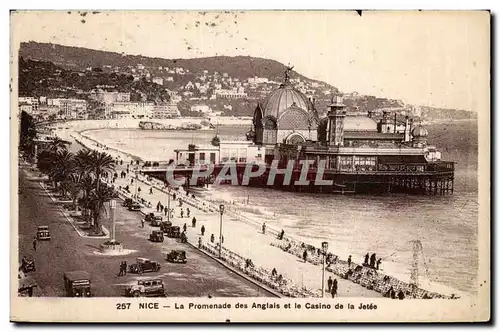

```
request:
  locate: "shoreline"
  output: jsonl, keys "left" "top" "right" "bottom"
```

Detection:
{"left": 53, "top": 123, "right": 467, "bottom": 299}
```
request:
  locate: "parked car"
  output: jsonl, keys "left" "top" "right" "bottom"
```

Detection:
{"left": 63, "top": 271, "right": 92, "bottom": 297}
{"left": 128, "top": 202, "right": 142, "bottom": 211}
{"left": 36, "top": 226, "right": 51, "bottom": 240}
{"left": 18, "top": 275, "right": 37, "bottom": 297}
{"left": 122, "top": 198, "right": 133, "bottom": 208}
{"left": 166, "top": 250, "right": 187, "bottom": 264}
{"left": 164, "top": 226, "right": 181, "bottom": 238}
{"left": 129, "top": 258, "right": 161, "bottom": 274}
{"left": 125, "top": 279, "right": 165, "bottom": 297}
{"left": 159, "top": 221, "right": 173, "bottom": 232}
{"left": 149, "top": 230, "right": 164, "bottom": 243}
{"left": 20, "top": 255, "right": 35, "bottom": 273}
{"left": 145, "top": 213, "right": 163, "bottom": 226}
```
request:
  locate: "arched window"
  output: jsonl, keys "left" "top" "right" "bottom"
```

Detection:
{"left": 286, "top": 133, "right": 306, "bottom": 145}
{"left": 264, "top": 117, "right": 277, "bottom": 130}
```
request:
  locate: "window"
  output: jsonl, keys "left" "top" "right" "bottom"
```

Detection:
{"left": 210, "top": 153, "right": 216, "bottom": 163}
{"left": 353, "top": 156, "right": 377, "bottom": 171}
{"left": 199, "top": 152, "right": 205, "bottom": 162}
{"left": 339, "top": 156, "right": 353, "bottom": 171}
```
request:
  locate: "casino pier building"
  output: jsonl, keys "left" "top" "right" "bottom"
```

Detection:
{"left": 144, "top": 70, "right": 455, "bottom": 195}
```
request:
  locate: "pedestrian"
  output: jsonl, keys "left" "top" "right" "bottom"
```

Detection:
{"left": 118, "top": 262, "right": 124, "bottom": 276}
{"left": 201, "top": 225, "right": 205, "bottom": 236}
{"left": 198, "top": 237, "right": 202, "bottom": 248}
{"left": 138, "top": 187, "right": 141, "bottom": 194}
{"left": 398, "top": 290, "right": 405, "bottom": 300}
{"left": 331, "top": 278, "right": 338, "bottom": 298}
{"left": 370, "top": 253, "right": 377, "bottom": 268}
{"left": 149, "top": 187, "right": 153, "bottom": 195}
{"left": 141, "top": 219, "right": 144, "bottom": 228}
{"left": 32, "top": 237, "right": 37, "bottom": 252}
{"left": 327, "top": 276, "right": 333, "bottom": 293}
{"left": 303, "top": 249, "right": 308, "bottom": 262}
{"left": 183, "top": 223, "right": 187, "bottom": 233}
{"left": 187, "top": 208, "right": 190, "bottom": 218}
{"left": 376, "top": 258, "right": 382, "bottom": 270}
{"left": 210, "top": 234, "right": 215, "bottom": 243}
{"left": 192, "top": 217, "right": 197, "bottom": 228}
{"left": 164, "top": 207, "right": 168, "bottom": 216}
{"left": 347, "top": 255, "right": 352, "bottom": 267}
{"left": 364, "top": 253, "right": 369, "bottom": 266}
{"left": 221, "top": 235, "right": 224, "bottom": 244}
{"left": 173, "top": 193, "right": 177, "bottom": 201}
{"left": 123, "top": 261, "right": 127, "bottom": 275}
{"left": 131, "top": 179, "right": 134, "bottom": 184}
{"left": 156, "top": 201, "right": 160, "bottom": 212}
{"left": 262, "top": 222, "right": 266, "bottom": 234}
{"left": 180, "top": 208, "right": 184, "bottom": 218}
{"left": 271, "top": 268, "right": 277, "bottom": 277}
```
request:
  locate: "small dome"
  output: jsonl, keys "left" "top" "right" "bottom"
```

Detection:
{"left": 260, "top": 84, "right": 314, "bottom": 120}
{"left": 412, "top": 125, "right": 428, "bottom": 137}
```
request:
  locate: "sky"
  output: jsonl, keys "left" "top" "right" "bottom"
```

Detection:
{"left": 11, "top": 10, "right": 490, "bottom": 111}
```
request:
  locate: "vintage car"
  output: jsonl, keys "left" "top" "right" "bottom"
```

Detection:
{"left": 18, "top": 275, "right": 37, "bottom": 297}
{"left": 122, "top": 198, "right": 133, "bottom": 208}
{"left": 125, "top": 279, "right": 165, "bottom": 297}
{"left": 129, "top": 258, "right": 161, "bottom": 274}
{"left": 64, "top": 271, "right": 92, "bottom": 297}
{"left": 166, "top": 250, "right": 187, "bottom": 264}
{"left": 36, "top": 225, "right": 51, "bottom": 240}
{"left": 159, "top": 221, "right": 173, "bottom": 232}
{"left": 145, "top": 213, "right": 163, "bottom": 226}
{"left": 128, "top": 202, "right": 142, "bottom": 211}
{"left": 164, "top": 225, "right": 181, "bottom": 238}
{"left": 149, "top": 230, "right": 164, "bottom": 243}
{"left": 20, "top": 255, "right": 35, "bottom": 273}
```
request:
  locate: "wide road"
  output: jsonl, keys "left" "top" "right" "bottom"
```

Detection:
{"left": 17, "top": 166, "right": 270, "bottom": 297}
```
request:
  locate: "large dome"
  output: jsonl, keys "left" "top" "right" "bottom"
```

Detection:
{"left": 260, "top": 83, "right": 315, "bottom": 120}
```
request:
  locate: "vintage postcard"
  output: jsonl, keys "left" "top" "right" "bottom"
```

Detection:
{"left": 10, "top": 10, "right": 490, "bottom": 322}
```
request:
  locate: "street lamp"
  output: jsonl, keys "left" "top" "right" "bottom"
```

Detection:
{"left": 166, "top": 190, "right": 171, "bottom": 223}
{"left": 321, "top": 241, "right": 329, "bottom": 297}
{"left": 110, "top": 199, "right": 116, "bottom": 242}
{"left": 219, "top": 204, "right": 225, "bottom": 258}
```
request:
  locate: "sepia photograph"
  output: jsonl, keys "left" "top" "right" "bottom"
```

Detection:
{"left": 10, "top": 10, "right": 490, "bottom": 322}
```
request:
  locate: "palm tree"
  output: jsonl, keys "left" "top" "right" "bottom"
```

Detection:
{"left": 47, "top": 137, "right": 69, "bottom": 153}
{"left": 48, "top": 150, "right": 75, "bottom": 193}
{"left": 77, "top": 175, "right": 97, "bottom": 220}
{"left": 88, "top": 150, "right": 115, "bottom": 190}
{"left": 88, "top": 184, "right": 117, "bottom": 234}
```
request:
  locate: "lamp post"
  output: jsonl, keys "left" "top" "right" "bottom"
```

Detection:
{"left": 110, "top": 199, "right": 116, "bottom": 242}
{"left": 166, "top": 190, "right": 170, "bottom": 223}
{"left": 321, "top": 241, "right": 329, "bottom": 297}
{"left": 219, "top": 204, "right": 225, "bottom": 259}
{"left": 134, "top": 171, "right": 138, "bottom": 199}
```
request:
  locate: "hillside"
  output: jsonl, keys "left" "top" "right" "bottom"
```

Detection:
{"left": 17, "top": 41, "right": 475, "bottom": 120}
{"left": 19, "top": 42, "right": 318, "bottom": 84}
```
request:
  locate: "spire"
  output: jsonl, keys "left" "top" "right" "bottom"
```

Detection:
{"left": 282, "top": 64, "right": 294, "bottom": 86}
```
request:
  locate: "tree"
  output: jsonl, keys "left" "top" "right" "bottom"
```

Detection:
{"left": 48, "top": 150, "right": 75, "bottom": 193}
{"left": 88, "top": 185, "right": 117, "bottom": 234}
{"left": 211, "top": 135, "right": 220, "bottom": 147}
{"left": 47, "top": 137, "right": 69, "bottom": 154}
{"left": 88, "top": 150, "right": 115, "bottom": 190}
{"left": 19, "top": 111, "right": 37, "bottom": 156}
